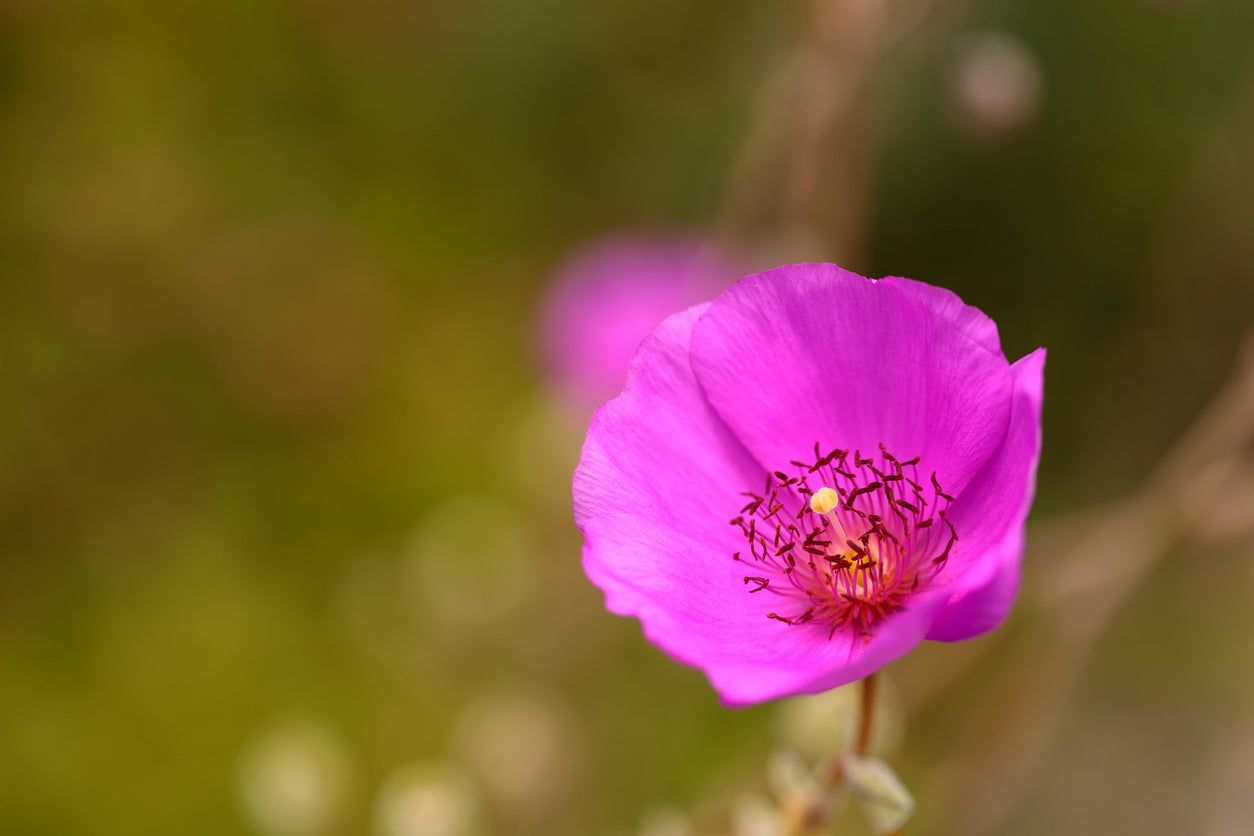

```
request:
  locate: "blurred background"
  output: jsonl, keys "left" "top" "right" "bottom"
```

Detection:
{"left": 2, "top": 0, "right": 1254, "bottom": 834}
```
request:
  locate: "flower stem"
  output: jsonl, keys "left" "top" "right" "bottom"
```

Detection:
{"left": 856, "top": 672, "right": 878, "bottom": 756}
{"left": 781, "top": 673, "right": 881, "bottom": 835}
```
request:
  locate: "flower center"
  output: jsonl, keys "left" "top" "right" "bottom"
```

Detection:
{"left": 730, "top": 443, "right": 958, "bottom": 640}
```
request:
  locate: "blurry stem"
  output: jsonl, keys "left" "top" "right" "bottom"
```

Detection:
{"left": 716, "top": 0, "right": 977, "bottom": 266}
{"left": 782, "top": 0, "right": 886, "bottom": 264}
{"left": 717, "top": 0, "right": 889, "bottom": 267}
{"left": 928, "top": 332, "right": 1254, "bottom": 836}
{"left": 781, "top": 673, "right": 882, "bottom": 835}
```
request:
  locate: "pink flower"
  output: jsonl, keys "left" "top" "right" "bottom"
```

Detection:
{"left": 539, "top": 234, "right": 738, "bottom": 412}
{"left": 573, "top": 264, "right": 1045, "bottom": 705}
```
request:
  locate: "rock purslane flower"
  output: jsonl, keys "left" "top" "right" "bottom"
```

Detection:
{"left": 573, "top": 263, "right": 1045, "bottom": 705}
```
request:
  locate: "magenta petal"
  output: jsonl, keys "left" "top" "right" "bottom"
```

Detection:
{"left": 690, "top": 264, "right": 1014, "bottom": 496}
{"left": 581, "top": 511, "right": 950, "bottom": 705}
{"left": 880, "top": 276, "right": 1002, "bottom": 354}
{"left": 926, "top": 527, "right": 1024, "bottom": 641}
{"left": 573, "top": 304, "right": 761, "bottom": 550}
{"left": 928, "top": 348, "right": 1046, "bottom": 640}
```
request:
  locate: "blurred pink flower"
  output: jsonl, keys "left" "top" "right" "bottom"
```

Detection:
{"left": 952, "top": 32, "right": 1043, "bottom": 139}
{"left": 573, "top": 264, "right": 1044, "bottom": 705}
{"left": 539, "top": 234, "right": 738, "bottom": 411}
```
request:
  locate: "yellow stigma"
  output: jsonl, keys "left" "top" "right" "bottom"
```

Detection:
{"left": 809, "top": 486, "right": 840, "bottom": 515}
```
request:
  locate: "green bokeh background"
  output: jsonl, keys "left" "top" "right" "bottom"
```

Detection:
{"left": 1, "top": 1, "right": 1252, "bottom": 834}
